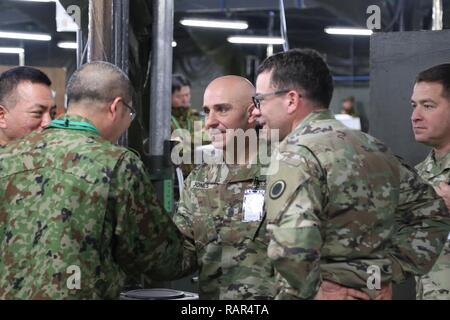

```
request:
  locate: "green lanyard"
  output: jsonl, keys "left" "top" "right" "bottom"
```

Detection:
{"left": 46, "top": 119, "right": 100, "bottom": 135}
{"left": 171, "top": 115, "right": 192, "bottom": 132}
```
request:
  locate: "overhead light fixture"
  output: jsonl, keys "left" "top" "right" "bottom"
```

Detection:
{"left": 0, "top": 47, "right": 25, "bottom": 54}
{"left": 0, "top": 31, "right": 52, "bottom": 41}
{"left": 57, "top": 41, "right": 77, "bottom": 49}
{"left": 324, "top": 27, "right": 373, "bottom": 36}
{"left": 180, "top": 18, "right": 248, "bottom": 30}
{"left": 227, "top": 36, "right": 285, "bottom": 45}
{"left": 172, "top": 41, "right": 177, "bottom": 47}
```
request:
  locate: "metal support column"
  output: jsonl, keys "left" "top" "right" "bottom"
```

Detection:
{"left": 148, "top": 0, "right": 174, "bottom": 214}
{"left": 87, "top": 0, "right": 113, "bottom": 62}
{"left": 113, "top": 0, "right": 130, "bottom": 147}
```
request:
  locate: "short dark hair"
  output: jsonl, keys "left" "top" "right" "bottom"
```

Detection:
{"left": 172, "top": 74, "right": 191, "bottom": 94}
{"left": 416, "top": 63, "right": 450, "bottom": 99}
{"left": 0, "top": 66, "right": 52, "bottom": 107}
{"left": 256, "top": 48, "right": 334, "bottom": 108}
{"left": 342, "top": 96, "right": 354, "bottom": 103}
{"left": 67, "top": 61, "right": 132, "bottom": 107}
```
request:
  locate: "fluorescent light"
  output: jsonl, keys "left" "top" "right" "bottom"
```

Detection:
{"left": 57, "top": 41, "right": 77, "bottom": 49}
{"left": 172, "top": 41, "right": 177, "bottom": 47}
{"left": 227, "top": 36, "right": 285, "bottom": 45}
{"left": 180, "top": 18, "right": 248, "bottom": 30}
{"left": 0, "top": 31, "right": 51, "bottom": 41}
{"left": 324, "top": 27, "right": 373, "bottom": 36}
{"left": 0, "top": 47, "right": 24, "bottom": 54}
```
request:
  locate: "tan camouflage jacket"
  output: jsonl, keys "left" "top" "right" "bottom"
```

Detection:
{"left": 173, "top": 162, "right": 276, "bottom": 299}
{"left": 416, "top": 151, "right": 450, "bottom": 300}
{"left": 0, "top": 114, "right": 184, "bottom": 299}
{"left": 265, "top": 110, "right": 450, "bottom": 299}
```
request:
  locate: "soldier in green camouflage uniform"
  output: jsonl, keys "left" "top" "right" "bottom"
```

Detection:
{"left": 0, "top": 66, "right": 56, "bottom": 147}
{"left": 0, "top": 62, "right": 184, "bottom": 299}
{"left": 252, "top": 49, "right": 450, "bottom": 300}
{"left": 411, "top": 64, "right": 450, "bottom": 300}
{"left": 172, "top": 75, "right": 276, "bottom": 299}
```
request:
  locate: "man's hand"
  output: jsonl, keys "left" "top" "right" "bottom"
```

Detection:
{"left": 374, "top": 283, "right": 392, "bottom": 300}
{"left": 434, "top": 182, "right": 450, "bottom": 211}
{"left": 314, "top": 280, "right": 392, "bottom": 300}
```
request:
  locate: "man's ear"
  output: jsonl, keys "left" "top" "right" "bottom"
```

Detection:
{"left": 247, "top": 102, "right": 257, "bottom": 125}
{"left": 108, "top": 97, "right": 122, "bottom": 120}
{"left": 0, "top": 104, "right": 8, "bottom": 129}
{"left": 286, "top": 90, "right": 300, "bottom": 115}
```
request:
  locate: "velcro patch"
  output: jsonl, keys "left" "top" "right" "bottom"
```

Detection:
{"left": 269, "top": 180, "right": 286, "bottom": 199}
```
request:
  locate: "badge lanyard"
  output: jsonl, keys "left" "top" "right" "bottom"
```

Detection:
{"left": 46, "top": 119, "right": 100, "bottom": 135}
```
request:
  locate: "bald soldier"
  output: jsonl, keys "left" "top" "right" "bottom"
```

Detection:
{"left": 0, "top": 62, "right": 184, "bottom": 299}
{"left": 172, "top": 75, "right": 277, "bottom": 299}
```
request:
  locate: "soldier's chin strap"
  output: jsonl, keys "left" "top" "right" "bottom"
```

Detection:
{"left": 46, "top": 119, "right": 100, "bottom": 135}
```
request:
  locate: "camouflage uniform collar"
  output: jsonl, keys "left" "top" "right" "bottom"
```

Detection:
{"left": 58, "top": 114, "right": 96, "bottom": 126}
{"left": 418, "top": 150, "right": 450, "bottom": 180}
{"left": 293, "top": 109, "right": 334, "bottom": 134}
{"left": 46, "top": 114, "right": 100, "bottom": 135}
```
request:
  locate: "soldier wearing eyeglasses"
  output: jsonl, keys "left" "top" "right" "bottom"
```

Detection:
{"left": 251, "top": 48, "right": 450, "bottom": 300}
{"left": 0, "top": 62, "right": 185, "bottom": 299}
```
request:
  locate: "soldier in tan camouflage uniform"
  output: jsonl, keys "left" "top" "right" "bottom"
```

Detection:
{"left": 411, "top": 63, "right": 450, "bottom": 300}
{"left": 172, "top": 75, "right": 277, "bottom": 299}
{"left": 251, "top": 48, "right": 450, "bottom": 300}
{"left": 0, "top": 61, "right": 184, "bottom": 299}
{"left": 0, "top": 66, "right": 56, "bottom": 147}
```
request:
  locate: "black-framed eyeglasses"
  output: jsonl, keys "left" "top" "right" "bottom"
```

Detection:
{"left": 252, "top": 89, "right": 290, "bottom": 110}
{"left": 121, "top": 100, "right": 136, "bottom": 121}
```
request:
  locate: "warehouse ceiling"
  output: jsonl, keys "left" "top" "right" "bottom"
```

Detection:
{"left": 0, "top": 0, "right": 448, "bottom": 80}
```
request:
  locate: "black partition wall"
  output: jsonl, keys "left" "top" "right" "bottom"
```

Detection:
{"left": 370, "top": 30, "right": 450, "bottom": 166}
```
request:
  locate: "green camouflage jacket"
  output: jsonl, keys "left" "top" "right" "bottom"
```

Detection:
{"left": 0, "top": 114, "right": 184, "bottom": 299}
{"left": 171, "top": 108, "right": 201, "bottom": 134}
{"left": 173, "top": 162, "right": 276, "bottom": 299}
{"left": 416, "top": 151, "right": 450, "bottom": 300}
{"left": 171, "top": 108, "right": 208, "bottom": 178}
{"left": 265, "top": 110, "right": 450, "bottom": 299}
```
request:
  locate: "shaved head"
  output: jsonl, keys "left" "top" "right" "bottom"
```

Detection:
{"left": 203, "top": 75, "right": 257, "bottom": 151}
{"left": 204, "top": 75, "right": 255, "bottom": 109}
{"left": 67, "top": 61, "right": 132, "bottom": 110}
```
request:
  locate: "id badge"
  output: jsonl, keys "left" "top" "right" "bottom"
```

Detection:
{"left": 242, "top": 189, "right": 265, "bottom": 222}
